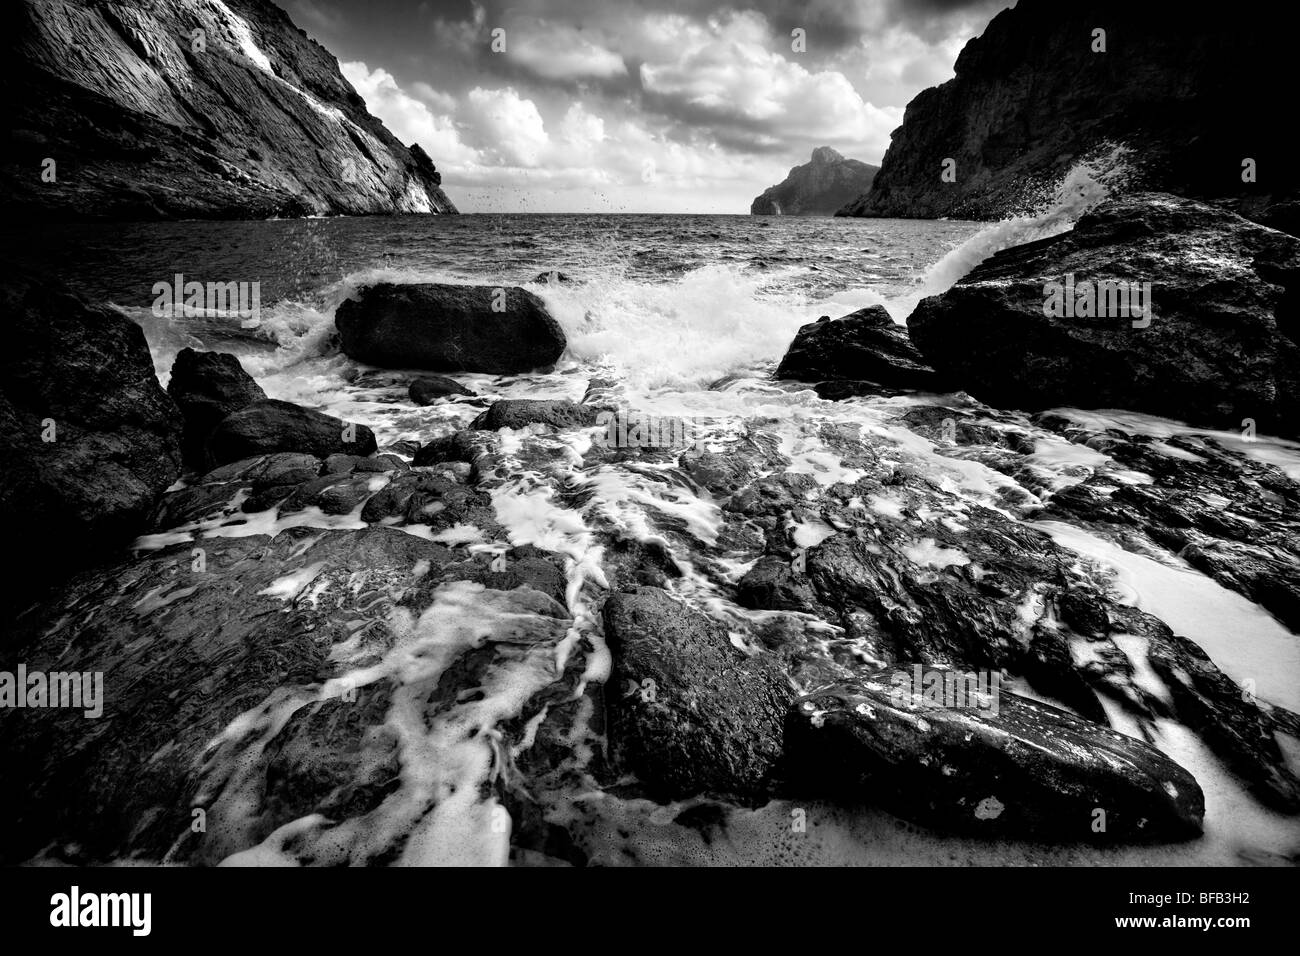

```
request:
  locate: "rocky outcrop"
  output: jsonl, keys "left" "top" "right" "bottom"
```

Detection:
{"left": 336, "top": 283, "right": 567, "bottom": 374}
{"left": 775, "top": 305, "right": 943, "bottom": 392}
{"left": 838, "top": 0, "right": 1295, "bottom": 221}
{"left": 787, "top": 674, "right": 1205, "bottom": 841}
{"left": 602, "top": 586, "right": 790, "bottom": 802}
{"left": 167, "top": 348, "right": 267, "bottom": 467}
{"left": 206, "top": 399, "right": 377, "bottom": 466}
{"left": 751, "top": 147, "right": 878, "bottom": 216}
{"left": 5, "top": 0, "right": 457, "bottom": 219}
{"left": 907, "top": 193, "right": 1300, "bottom": 438}
{"left": 0, "top": 276, "right": 183, "bottom": 615}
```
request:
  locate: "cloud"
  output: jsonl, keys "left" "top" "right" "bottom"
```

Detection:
{"left": 341, "top": 61, "right": 474, "bottom": 163}
{"left": 504, "top": 22, "right": 628, "bottom": 81}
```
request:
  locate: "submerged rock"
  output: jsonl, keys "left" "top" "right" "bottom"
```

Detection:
{"left": 602, "top": 587, "right": 790, "bottom": 802}
{"left": 0, "top": 277, "right": 182, "bottom": 614}
{"left": 409, "top": 375, "right": 476, "bottom": 404}
{"left": 908, "top": 193, "right": 1300, "bottom": 437}
{"left": 787, "top": 673, "right": 1205, "bottom": 841}
{"left": 167, "top": 348, "right": 267, "bottom": 467}
{"left": 776, "top": 305, "right": 943, "bottom": 391}
{"left": 336, "top": 283, "right": 566, "bottom": 374}
{"left": 206, "top": 399, "right": 377, "bottom": 466}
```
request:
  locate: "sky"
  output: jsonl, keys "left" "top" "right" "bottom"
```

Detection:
{"left": 281, "top": 0, "right": 1009, "bottom": 213}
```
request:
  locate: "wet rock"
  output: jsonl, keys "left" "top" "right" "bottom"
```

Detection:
{"left": 470, "top": 399, "right": 599, "bottom": 432}
{"left": 409, "top": 375, "right": 477, "bottom": 404}
{"left": 199, "top": 452, "right": 323, "bottom": 487}
{"left": 336, "top": 283, "right": 565, "bottom": 374}
{"left": 602, "top": 586, "right": 790, "bottom": 802}
{"left": 206, "top": 399, "right": 377, "bottom": 466}
{"left": 532, "top": 271, "right": 574, "bottom": 284}
{"left": 166, "top": 349, "right": 266, "bottom": 467}
{"left": 786, "top": 673, "right": 1205, "bottom": 841}
{"left": 322, "top": 453, "right": 406, "bottom": 475}
{"left": 777, "top": 306, "right": 943, "bottom": 391}
{"left": 736, "top": 555, "right": 817, "bottom": 613}
{"left": 0, "top": 276, "right": 183, "bottom": 614}
{"left": 908, "top": 193, "right": 1300, "bottom": 438}
{"left": 279, "top": 474, "right": 383, "bottom": 517}
{"left": 0, "top": 527, "right": 452, "bottom": 863}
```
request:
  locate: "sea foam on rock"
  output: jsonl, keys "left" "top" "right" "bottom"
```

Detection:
{"left": 908, "top": 193, "right": 1300, "bottom": 438}
{"left": 336, "top": 283, "right": 566, "bottom": 374}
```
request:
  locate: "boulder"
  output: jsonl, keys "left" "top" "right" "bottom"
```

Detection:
{"left": 409, "top": 375, "right": 476, "bottom": 404}
{"left": 336, "top": 283, "right": 566, "bottom": 373}
{"left": 167, "top": 348, "right": 266, "bottom": 467}
{"left": 0, "top": 277, "right": 182, "bottom": 614}
{"left": 908, "top": 193, "right": 1300, "bottom": 438}
{"left": 206, "top": 399, "right": 377, "bottom": 466}
{"left": 786, "top": 673, "right": 1205, "bottom": 841}
{"left": 776, "top": 305, "right": 944, "bottom": 391}
{"left": 469, "top": 399, "right": 599, "bottom": 431}
{"left": 602, "top": 586, "right": 790, "bottom": 801}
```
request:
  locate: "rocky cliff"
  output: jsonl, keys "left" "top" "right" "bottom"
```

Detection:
{"left": 4, "top": 0, "right": 457, "bottom": 219}
{"left": 751, "top": 147, "right": 878, "bottom": 216}
{"left": 838, "top": 0, "right": 1295, "bottom": 222}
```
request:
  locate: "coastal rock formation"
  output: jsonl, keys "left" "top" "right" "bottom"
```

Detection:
{"left": 751, "top": 147, "right": 878, "bottom": 216}
{"left": 602, "top": 586, "right": 790, "bottom": 802}
{"left": 206, "top": 399, "right": 377, "bottom": 466}
{"left": 839, "top": 0, "right": 1295, "bottom": 221}
{"left": 775, "top": 305, "right": 943, "bottom": 392}
{"left": 336, "top": 283, "right": 567, "bottom": 374}
{"left": 0, "top": 277, "right": 183, "bottom": 615}
{"left": 787, "top": 674, "right": 1205, "bottom": 841}
{"left": 167, "top": 348, "right": 267, "bottom": 467}
{"left": 5, "top": 0, "right": 457, "bottom": 219}
{"left": 907, "top": 193, "right": 1300, "bottom": 438}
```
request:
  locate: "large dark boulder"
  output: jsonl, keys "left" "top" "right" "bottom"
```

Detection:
{"left": 908, "top": 193, "right": 1300, "bottom": 438}
{"left": 206, "top": 399, "right": 377, "bottom": 466}
{"left": 602, "top": 586, "right": 790, "bottom": 802}
{"left": 787, "top": 673, "right": 1205, "bottom": 841}
{"left": 336, "top": 283, "right": 566, "bottom": 374}
{"left": 167, "top": 348, "right": 267, "bottom": 467}
{"left": 0, "top": 277, "right": 183, "bottom": 614}
{"left": 776, "top": 305, "right": 944, "bottom": 391}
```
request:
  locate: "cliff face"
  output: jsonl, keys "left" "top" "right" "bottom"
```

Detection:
{"left": 838, "top": 0, "right": 1295, "bottom": 221}
{"left": 752, "top": 147, "right": 878, "bottom": 216}
{"left": 5, "top": 0, "right": 457, "bottom": 219}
